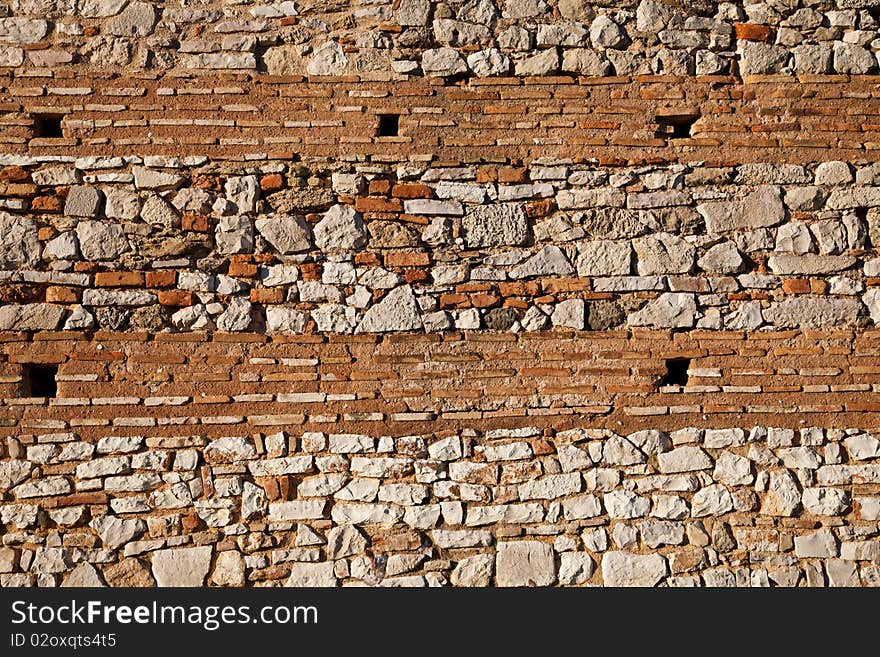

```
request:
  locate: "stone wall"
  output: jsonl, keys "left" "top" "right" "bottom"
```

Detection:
{"left": 0, "top": 331, "right": 879, "bottom": 587}
{"left": 0, "top": 156, "right": 879, "bottom": 335}
{"left": 3, "top": 0, "right": 880, "bottom": 79}
{"left": 1, "top": 0, "right": 880, "bottom": 587}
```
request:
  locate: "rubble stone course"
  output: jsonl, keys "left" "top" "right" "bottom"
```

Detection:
{"left": 0, "top": 159, "right": 876, "bottom": 334}
{"left": 1, "top": 0, "right": 880, "bottom": 79}
{"left": 1, "top": 0, "right": 879, "bottom": 587}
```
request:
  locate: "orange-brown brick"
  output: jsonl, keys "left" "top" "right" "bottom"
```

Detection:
{"left": 391, "top": 183, "right": 432, "bottom": 199}
{"left": 31, "top": 196, "right": 62, "bottom": 212}
{"left": 470, "top": 293, "right": 501, "bottom": 308}
{"left": 782, "top": 278, "right": 810, "bottom": 294}
{"left": 355, "top": 253, "right": 381, "bottom": 266}
{"left": 251, "top": 288, "right": 285, "bottom": 304}
{"left": 146, "top": 270, "right": 177, "bottom": 288}
{"left": 299, "top": 263, "right": 321, "bottom": 280}
{"left": 497, "top": 167, "right": 528, "bottom": 183}
{"left": 440, "top": 293, "right": 469, "bottom": 309}
{"left": 476, "top": 167, "right": 497, "bottom": 183}
{"left": 260, "top": 173, "right": 284, "bottom": 192}
{"left": 384, "top": 251, "right": 430, "bottom": 267}
{"left": 182, "top": 214, "right": 211, "bottom": 232}
{"left": 355, "top": 197, "right": 402, "bottom": 213}
{"left": 498, "top": 281, "right": 541, "bottom": 297}
{"left": 95, "top": 271, "right": 144, "bottom": 287}
{"left": 368, "top": 179, "right": 392, "bottom": 195}
{"left": 159, "top": 290, "right": 195, "bottom": 306}
{"left": 228, "top": 260, "right": 258, "bottom": 277}
{"left": 734, "top": 23, "right": 774, "bottom": 42}
{"left": 45, "top": 286, "right": 80, "bottom": 303}
{"left": 0, "top": 166, "right": 29, "bottom": 182}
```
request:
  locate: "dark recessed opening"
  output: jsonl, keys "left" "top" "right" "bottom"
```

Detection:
{"left": 660, "top": 358, "right": 690, "bottom": 387}
{"left": 656, "top": 112, "right": 700, "bottom": 140}
{"left": 377, "top": 114, "right": 400, "bottom": 137}
{"left": 32, "top": 114, "right": 64, "bottom": 139}
{"left": 23, "top": 364, "right": 58, "bottom": 398}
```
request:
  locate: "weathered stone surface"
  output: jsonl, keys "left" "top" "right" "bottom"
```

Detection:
{"left": 356, "top": 285, "right": 423, "bottom": 333}
{"left": 764, "top": 298, "right": 861, "bottom": 329}
{"left": 105, "top": 2, "right": 158, "bottom": 37}
{"left": 307, "top": 42, "right": 348, "bottom": 76}
{"left": 215, "top": 215, "right": 253, "bottom": 254}
{"left": 103, "top": 558, "right": 156, "bottom": 587}
{"left": 462, "top": 204, "right": 529, "bottom": 248}
{"left": 761, "top": 470, "right": 801, "bottom": 517}
{"left": 794, "top": 528, "right": 838, "bottom": 558}
{"left": 845, "top": 434, "right": 880, "bottom": 460}
{"left": 314, "top": 205, "right": 368, "bottom": 253}
{"left": 64, "top": 186, "right": 102, "bottom": 217}
{"left": 76, "top": 221, "right": 129, "bottom": 260}
{"left": 62, "top": 562, "right": 105, "bottom": 587}
{"left": 551, "top": 298, "right": 585, "bottom": 329}
{"left": 90, "top": 515, "right": 146, "bottom": 549}
{"left": 0, "top": 18, "right": 49, "bottom": 44}
{"left": 496, "top": 541, "right": 555, "bottom": 587}
{"left": 802, "top": 487, "right": 848, "bottom": 516}
{"left": 151, "top": 546, "right": 213, "bottom": 587}
{"left": 421, "top": 47, "right": 468, "bottom": 77}
{"left": 397, "top": 0, "right": 431, "bottom": 26}
{"left": 634, "top": 232, "right": 695, "bottom": 275}
{"left": 211, "top": 551, "right": 245, "bottom": 587}
{"left": 140, "top": 194, "right": 180, "bottom": 228}
{"left": 658, "top": 447, "right": 713, "bottom": 473}
{"left": 216, "top": 297, "right": 253, "bottom": 332}
{"left": 601, "top": 551, "right": 667, "bottom": 587}
{"left": 255, "top": 215, "right": 312, "bottom": 253}
{"left": 627, "top": 293, "right": 696, "bottom": 329}
{"left": 467, "top": 48, "right": 511, "bottom": 76}
{"left": 451, "top": 554, "right": 494, "bottom": 586}
{"left": 266, "top": 306, "right": 307, "bottom": 333}
{"left": 0, "top": 214, "right": 41, "bottom": 268}
{"left": 0, "top": 460, "right": 32, "bottom": 490}
{"left": 510, "top": 245, "right": 574, "bottom": 279}
{"left": 738, "top": 41, "right": 789, "bottom": 76}
{"left": 576, "top": 240, "right": 631, "bottom": 276}
{"left": 604, "top": 490, "right": 651, "bottom": 518}
{"left": 698, "top": 241, "right": 745, "bottom": 274}
{"left": 0, "top": 304, "right": 65, "bottom": 331}
{"left": 691, "top": 484, "right": 734, "bottom": 517}
{"left": 286, "top": 562, "right": 337, "bottom": 587}
{"left": 590, "top": 15, "right": 626, "bottom": 49}
{"left": 697, "top": 186, "right": 784, "bottom": 233}
{"left": 767, "top": 254, "right": 856, "bottom": 275}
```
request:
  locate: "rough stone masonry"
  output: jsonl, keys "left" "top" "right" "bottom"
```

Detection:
{"left": 0, "top": 0, "right": 879, "bottom": 586}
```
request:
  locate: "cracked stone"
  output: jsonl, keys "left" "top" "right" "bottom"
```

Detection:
{"left": 356, "top": 285, "right": 423, "bottom": 333}
{"left": 151, "top": 546, "right": 213, "bottom": 587}
{"left": 0, "top": 214, "right": 41, "bottom": 268}
{"left": 496, "top": 541, "right": 555, "bottom": 587}
{"left": 76, "top": 221, "right": 129, "bottom": 261}
{"left": 314, "top": 205, "right": 368, "bottom": 253}
{"left": 627, "top": 293, "right": 696, "bottom": 329}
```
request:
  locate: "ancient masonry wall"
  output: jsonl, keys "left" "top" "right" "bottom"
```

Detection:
{"left": 1, "top": 0, "right": 880, "bottom": 587}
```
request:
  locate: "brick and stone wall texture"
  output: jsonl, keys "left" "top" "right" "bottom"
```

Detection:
{"left": 1, "top": 0, "right": 880, "bottom": 587}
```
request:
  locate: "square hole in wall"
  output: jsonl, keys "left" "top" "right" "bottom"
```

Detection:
{"left": 22, "top": 364, "right": 58, "bottom": 398}
{"left": 32, "top": 114, "right": 64, "bottom": 139}
{"left": 659, "top": 358, "right": 690, "bottom": 387}
{"left": 377, "top": 114, "right": 400, "bottom": 137}
{"left": 656, "top": 111, "right": 700, "bottom": 140}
